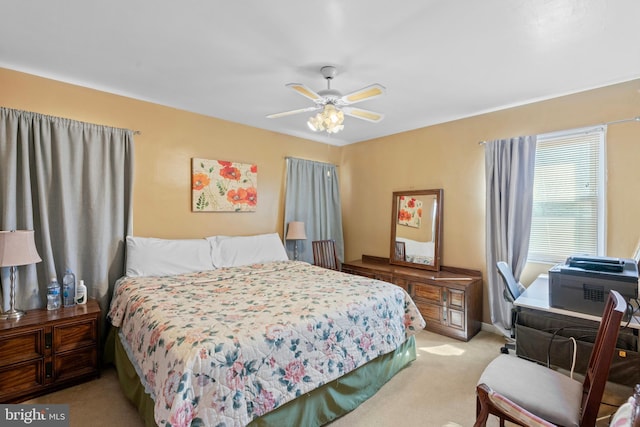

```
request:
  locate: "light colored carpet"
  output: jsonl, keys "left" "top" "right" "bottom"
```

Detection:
{"left": 25, "top": 329, "right": 630, "bottom": 426}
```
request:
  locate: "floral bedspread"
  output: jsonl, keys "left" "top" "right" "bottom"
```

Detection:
{"left": 108, "top": 261, "right": 426, "bottom": 427}
{"left": 405, "top": 254, "right": 434, "bottom": 265}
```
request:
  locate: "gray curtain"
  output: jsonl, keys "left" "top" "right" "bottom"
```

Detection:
{"left": 485, "top": 136, "right": 536, "bottom": 335}
{"left": 0, "top": 107, "right": 134, "bottom": 321}
{"left": 284, "top": 158, "right": 344, "bottom": 264}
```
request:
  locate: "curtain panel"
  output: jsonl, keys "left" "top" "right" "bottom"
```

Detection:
{"left": 0, "top": 107, "right": 134, "bottom": 323}
{"left": 485, "top": 136, "right": 536, "bottom": 335}
{"left": 284, "top": 158, "right": 344, "bottom": 264}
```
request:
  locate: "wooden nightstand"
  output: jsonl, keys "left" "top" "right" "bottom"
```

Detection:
{"left": 0, "top": 299, "right": 100, "bottom": 403}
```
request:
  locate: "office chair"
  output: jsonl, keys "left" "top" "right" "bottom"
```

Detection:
{"left": 312, "top": 240, "right": 340, "bottom": 271}
{"left": 475, "top": 290, "right": 627, "bottom": 427}
{"left": 496, "top": 261, "right": 525, "bottom": 354}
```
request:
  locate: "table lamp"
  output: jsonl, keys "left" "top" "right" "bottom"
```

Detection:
{"left": 0, "top": 230, "right": 42, "bottom": 320}
{"left": 285, "top": 221, "right": 307, "bottom": 260}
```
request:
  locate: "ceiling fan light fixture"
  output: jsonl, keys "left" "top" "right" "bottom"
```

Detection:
{"left": 307, "top": 116, "right": 320, "bottom": 131}
{"left": 325, "top": 104, "right": 343, "bottom": 124}
{"left": 268, "top": 66, "right": 385, "bottom": 135}
{"left": 327, "top": 124, "right": 344, "bottom": 134}
{"left": 307, "top": 104, "right": 345, "bottom": 134}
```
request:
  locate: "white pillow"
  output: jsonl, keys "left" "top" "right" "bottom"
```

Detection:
{"left": 125, "top": 236, "right": 215, "bottom": 277}
{"left": 207, "top": 233, "right": 289, "bottom": 268}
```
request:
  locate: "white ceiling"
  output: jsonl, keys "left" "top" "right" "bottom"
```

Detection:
{"left": 2, "top": 1, "right": 640, "bottom": 146}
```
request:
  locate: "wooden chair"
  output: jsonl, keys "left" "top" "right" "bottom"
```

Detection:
{"left": 312, "top": 240, "right": 340, "bottom": 271}
{"left": 475, "top": 290, "right": 627, "bottom": 427}
{"left": 476, "top": 383, "right": 640, "bottom": 427}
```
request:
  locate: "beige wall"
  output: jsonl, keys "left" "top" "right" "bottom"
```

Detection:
{"left": 341, "top": 79, "right": 640, "bottom": 323}
{"left": 0, "top": 67, "right": 340, "bottom": 240}
{"left": 3, "top": 67, "right": 640, "bottom": 324}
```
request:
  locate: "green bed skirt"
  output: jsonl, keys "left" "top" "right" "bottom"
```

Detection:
{"left": 104, "top": 327, "right": 417, "bottom": 427}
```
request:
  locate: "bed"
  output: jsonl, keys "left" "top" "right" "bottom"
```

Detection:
{"left": 106, "top": 234, "right": 426, "bottom": 427}
{"left": 395, "top": 237, "right": 435, "bottom": 265}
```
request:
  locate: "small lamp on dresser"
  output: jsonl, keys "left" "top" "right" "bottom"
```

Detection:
{"left": 286, "top": 221, "right": 307, "bottom": 260}
{"left": 0, "top": 230, "right": 42, "bottom": 320}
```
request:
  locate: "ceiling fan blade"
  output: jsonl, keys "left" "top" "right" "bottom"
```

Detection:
{"left": 341, "top": 84, "right": 385, "bottom": 105}
{"left": 286, "top": 83, "right": 323, "bottom": 102}
{"left": 266, "top": 106, "right": 319, "bottom": 119}
{"left": 342, "top": 107, "right": 384, "bottom": 123}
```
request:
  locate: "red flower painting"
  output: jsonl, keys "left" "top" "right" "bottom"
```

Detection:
{"left": 397, "top": 196, "right": 422, "bottom": 228}
{"left": 192, "top": 158, "right": 258, "bottom": 212}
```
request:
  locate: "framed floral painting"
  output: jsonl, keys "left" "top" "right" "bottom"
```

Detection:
{"left": 397, "top": 195, "right": 423, "bottom": 228}
{"left": 192, "top": 158, "right": 258, "bottom": 212}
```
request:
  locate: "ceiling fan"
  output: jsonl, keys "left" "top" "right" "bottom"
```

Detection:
{"left": 267, "top": 66, "right": 385, "bottom": 134}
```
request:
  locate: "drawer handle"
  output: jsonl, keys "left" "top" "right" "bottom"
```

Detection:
{"left": 45, "top": 332, "right": 52, "bottom": 349}
{"left": 45, "top": 362, "right": 52, "bottom": 378}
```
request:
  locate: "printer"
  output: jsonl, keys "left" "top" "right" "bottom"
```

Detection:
{"left": 549, "top": 255, "right": 639, "bottom": 316}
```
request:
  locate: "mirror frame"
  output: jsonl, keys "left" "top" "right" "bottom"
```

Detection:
{"left": 389, "top": 189, "right": 443, "bottom": 271}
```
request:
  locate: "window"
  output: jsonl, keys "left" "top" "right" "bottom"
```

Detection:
{"left": 528, "top": 126, "right": 606, "bottom": 263}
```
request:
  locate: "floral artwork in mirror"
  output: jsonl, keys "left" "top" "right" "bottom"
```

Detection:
{"left": 390, "top": 189, "right": 443, "bottom": 271}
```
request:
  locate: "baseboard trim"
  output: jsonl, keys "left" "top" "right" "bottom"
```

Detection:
{"left": 480, "top": 322, "right": 502, "bottom": 335}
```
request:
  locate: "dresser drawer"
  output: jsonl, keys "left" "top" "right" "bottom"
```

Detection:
{"left": 413, "top": 283, "right": 442, "bottom": 304}
{"left": 0, "top": 329, "right": 43, "bottom": 367}
{"left": 341, "top": 267, "right": 358, "bottom": 276}
{"left": 370, "top": 272, "right": 392, "bottom": 283}
{"left": 342, "top": 259, "right": 483, "bottom": 342}
{"left": 54, "top": 318, "right": 98, "bottom": 353}
{"left": 448, "top": 289, "right": 465, "bottom": 310}
{"left": 447, "top": 309, "right": 465, "bottom": 330}
{"left": 391, "top": 277, "right": 410, "bottom": 292}
{"left": 0, "top": 300, "right": 101, "bottom": 403}
{"left": 54, "top": 346, "right": 98, "bottom": 382}
{"left": 415, "top": 301, "right": 442, "bottom": 323}
{"left": 0, "top": 360, "right": 44, "bottom": 400}
{"left": 344, "top": 267, "right": 392, "bottom": 283}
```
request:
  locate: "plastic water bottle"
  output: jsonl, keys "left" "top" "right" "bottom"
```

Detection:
{"left": 63, "top": 268, "right": 76, "bottom": 307}
{"left": 47, "top": 277, "right": 61, "bottom": 310}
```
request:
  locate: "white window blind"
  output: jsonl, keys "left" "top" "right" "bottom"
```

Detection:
{"left": 528, "top": 126, "right": 606, "bottom": 263}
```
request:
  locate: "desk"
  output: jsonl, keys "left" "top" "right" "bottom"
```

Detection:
{"left": 513, "top": 275, "right": 640, "bottom": 386}
{"left": 515, "top": 274, "right": 640, "bottom": 329}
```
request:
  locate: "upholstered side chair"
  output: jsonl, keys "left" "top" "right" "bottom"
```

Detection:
{"left": 475, "top": 290, "right": 627, "bottom": 427}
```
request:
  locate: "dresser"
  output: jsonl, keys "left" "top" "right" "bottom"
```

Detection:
{"left": 342, "top": 256, "right": 483, "bottom": 341}
{"left": 0, "top": 300, "right": 101, "bottom": 403}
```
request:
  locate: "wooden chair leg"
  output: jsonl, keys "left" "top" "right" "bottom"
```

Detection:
{"left": 474, "top": 387, "right": 490, "bottom": 427}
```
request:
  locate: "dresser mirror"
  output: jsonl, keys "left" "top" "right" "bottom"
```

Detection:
{"left": 390, "top": 189, "right": 443, "bottom": 271}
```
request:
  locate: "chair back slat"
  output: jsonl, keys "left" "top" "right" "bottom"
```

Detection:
{"left": 580, "top": 290, "right": 627, "bottom": 426}
{"left": 312, "top": 240, "right": 340, "bottom": 271}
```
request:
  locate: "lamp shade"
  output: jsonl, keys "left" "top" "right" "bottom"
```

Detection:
{"left": 285, "top": 222, "right": 307, "bottom": 240}
{"left": 0, "top": 230, "right": 42, "bottom": 267}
